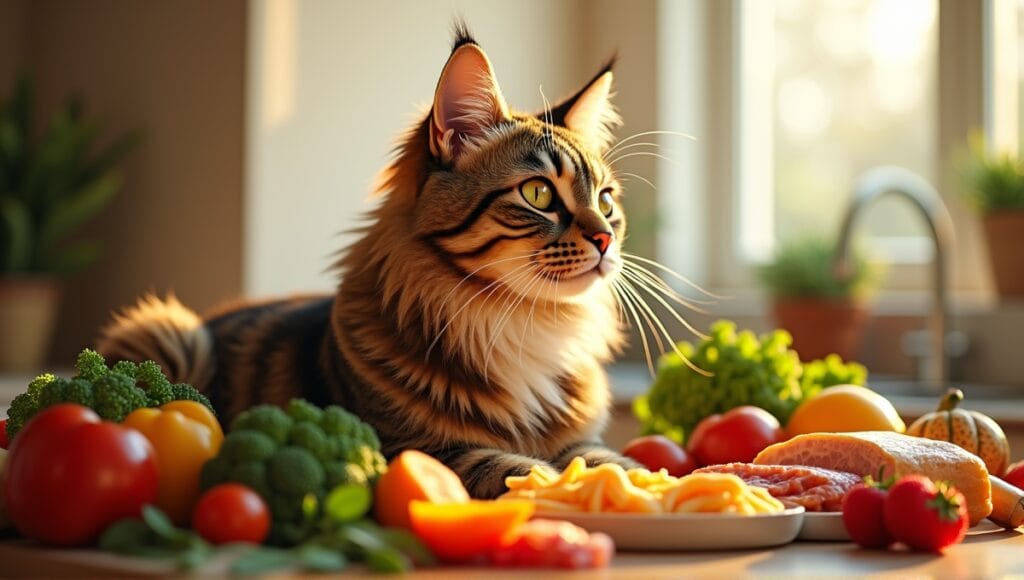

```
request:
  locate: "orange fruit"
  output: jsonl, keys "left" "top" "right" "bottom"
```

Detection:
{"left": 786, "top": 384, "right": 905, "bottom": 437}
{"left": 372, "top": 450, "right": 470, "bottom": 530}
{"left": 409, "top": 499, "right": 534, "bottom": 562}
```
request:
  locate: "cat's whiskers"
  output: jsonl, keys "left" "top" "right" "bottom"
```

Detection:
{"left": 611, "top": 278, "right": 655, "bottom": 375}
{"left": 481, "top": 265, "right": 542, "bottom": 382}
{"left": 517, "top": 270, "right": 549, "bottom": 367}
{"left": 606, "top": 129, "right": 696, "bottom": 158}
{"left": 621, "top": 260, "right": 713, "bottom": 311}
{"left": 426, "top": 256, "right": 540, "bottom": 361}
{"left": 621, "top": 252, "right": 725, "bottom": 300}
{"left": 620, "top": 267, "right": 709, "bottom": 342}
{"left": 431, "top": 250, "right": 544, "bottom": 330}
{"left": 617, "top": 278, "right": 667, "bottom": 357}
{"left": 608, "top": 150, "right": 684, "bottom": 169}
{"left": 486, "top": 267, "right": 546, "bottom": 381}
{"left": 613, "top": 170, "right": 657, "bottom": 191}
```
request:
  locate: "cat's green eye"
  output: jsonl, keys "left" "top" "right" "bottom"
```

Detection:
{"left": 520, "top": 179, "right": 553, "bottom": 211}
{"left": 598, "top": 190, "right": 615, "bottom": 217}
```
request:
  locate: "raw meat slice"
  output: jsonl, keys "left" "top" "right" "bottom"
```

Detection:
{"left": 694, "top": 463, "right": 860, "bottom": 512}
{"left": 754, "top": 431, "right": 992, "bottom": 525}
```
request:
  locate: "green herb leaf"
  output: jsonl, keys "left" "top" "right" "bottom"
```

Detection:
{"left": 141, "top": 505, "right": 179, "bottom": 541}
{"left": 97, "top": 518, "right": 150, "bottom": 552}
{"left": 296, "top": 545, "right": 347, "bottom": 572}
{"left": 366, "top": 546, "right": 411, "bottom": 573}
{"left": 230, "top": 547, "right": 297, "bottom": 575}
{"left": 377, "top": 528, "right": 437, "bottom": 566}
{"left": 324, "top": 484, "right": 372, "bottom": 523}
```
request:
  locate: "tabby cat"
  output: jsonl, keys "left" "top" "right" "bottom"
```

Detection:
{"left": 99, "top": 28, "right": 646, "bottom": 498}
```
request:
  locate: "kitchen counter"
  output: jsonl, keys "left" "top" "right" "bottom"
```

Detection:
{"left": 1, "top": 521, "right": 1023, "bottom": 578}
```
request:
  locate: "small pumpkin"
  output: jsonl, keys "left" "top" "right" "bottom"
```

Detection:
{"left": 906, "top": 388, "right": 1010, "bottom": 476}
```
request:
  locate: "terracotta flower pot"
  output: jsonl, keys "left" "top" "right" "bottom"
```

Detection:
{"left": 983, "top": 211, "right": 1024, "bottom": 299}
{"left": 771, "top": 298, "right": 869, "bottom": 362}
{"left": 0, "top": 276, "right": 61, "bottom": 372}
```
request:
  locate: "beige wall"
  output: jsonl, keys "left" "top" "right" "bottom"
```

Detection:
{"left": 4, "top": 0, "right": 246, "bottom": 363}
{"left": 245, "top": 0, "right": 660, "bottom": 295}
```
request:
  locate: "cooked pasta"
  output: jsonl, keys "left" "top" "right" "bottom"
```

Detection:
{"left": 501, "top": 457, "right": 785, "bottom": 515}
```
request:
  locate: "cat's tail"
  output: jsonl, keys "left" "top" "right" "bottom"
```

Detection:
{"left": 96, "top": 293, "right": 216, "bottom": 390}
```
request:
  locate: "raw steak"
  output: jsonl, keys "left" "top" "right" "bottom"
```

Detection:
{"left": 754, "top": 431, "right": 992, "bottom": 525}
{"left": 694, "top": 463, "right": 860, "bottom": 512}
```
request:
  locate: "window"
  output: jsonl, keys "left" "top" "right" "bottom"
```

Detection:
{"left": 665, "top": 0, "right": 1019, "bottom": 295}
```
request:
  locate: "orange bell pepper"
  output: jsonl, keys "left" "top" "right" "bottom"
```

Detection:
{"left": 408, "top": 499, "right": 534, "bottom": 562}
{"left": 123, "top": 401, "right": 224, "bottom": 525}
{"left": 374, "top": 450, "right": 471, "bottom": 529}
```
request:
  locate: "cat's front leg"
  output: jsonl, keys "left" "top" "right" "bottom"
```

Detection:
{"left": 554, "top": 441, "right": 641, "bottom": 471}
{"left": 433, "top": 447, "right": 555, "bottom": 499}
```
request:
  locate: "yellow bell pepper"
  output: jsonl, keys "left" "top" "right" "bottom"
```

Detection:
{"left": 123, "top": 401, "right": 224, "bottom": 525}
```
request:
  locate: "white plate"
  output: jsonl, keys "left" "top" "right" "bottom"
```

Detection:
{"left": 534, "top": 507, "right": 805, "bottom": 551}
{"left": 797, "top": 512, "right": 850, "bottom": 542}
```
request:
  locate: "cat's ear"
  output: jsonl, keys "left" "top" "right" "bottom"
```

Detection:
{"left": 429, "top": 41, "right": 510, "bottom": 162}
{"left": 549, "top": 60, "right": 621, "bottom": 153}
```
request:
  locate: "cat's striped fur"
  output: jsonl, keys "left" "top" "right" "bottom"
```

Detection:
{"left": 98, "top": 28, "right": 640, "bottom": 498}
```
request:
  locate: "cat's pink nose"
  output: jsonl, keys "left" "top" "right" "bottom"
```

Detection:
{"left": 586, "top": 231, "right": 612, "bottom": 255}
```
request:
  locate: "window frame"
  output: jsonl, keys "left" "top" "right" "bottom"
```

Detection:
{"left": 656, "top": 0, "right": 1019, "bottom": 303}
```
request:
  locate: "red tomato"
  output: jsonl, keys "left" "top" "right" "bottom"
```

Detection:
{"left": 622, "top": 435, "right": 697, "bottom": 476}
{"left": 883, "top": 475, "right": 968, "bottom": 553}
{"left": 842, "top": 482, "right": 893, "bottom": 549}
{"left": 0, "top": 418, "right": 8, "bottom": 449}
{"left": 192, "top": 484, "right": 271, "bottom": 545}
{"left": 686, "top": 406, "right": 784, "bottom": 466}
{"left": 5, "top": 403, "right": 159, "bottom": 546}
{"left": 1002, "top": 460, "right": 1024, "bottom": 490}
{"left": 489, "top": 519, "right": 614, "bottom": 569}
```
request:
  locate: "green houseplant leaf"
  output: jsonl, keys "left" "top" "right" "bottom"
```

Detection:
{"left": 0, "top": 196, "right": 33, "bottom": 271}
{"left": 0, "top": 74, "right": 139, "bottom": 276}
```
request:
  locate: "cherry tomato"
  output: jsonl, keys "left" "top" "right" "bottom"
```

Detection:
{"left": 0, "top": 418, "right": 9, "bottom": 449}
{"left": 622, "top": 435, "right": 697, "bottom": 476}
{"left": 5, "top": 404, "right": 159, "bottom": 546}
{"left": 686, "top": 406, "right": 784, "bottom": 466}
{"left": 192, "top": 484, "right": 271, "bottom": 545}
{"left": 1002, "top": 460, "right": 1024, "bottom": 490}
{"left": 842, "top": 481, "right": 893, "bottom": 549}
{"left": 883, "top": 475, "right": 968, "bottom": 553}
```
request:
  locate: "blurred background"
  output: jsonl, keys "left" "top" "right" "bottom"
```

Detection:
{"left": 1, "top": 0, "right": 1023, "bottom": 389}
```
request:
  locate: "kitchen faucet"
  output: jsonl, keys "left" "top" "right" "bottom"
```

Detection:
{"left": 833, "top": 166, "right": 956, "bottom": 387}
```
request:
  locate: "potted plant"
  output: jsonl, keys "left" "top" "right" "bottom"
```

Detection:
{"left": 960, "top": 138, "right": 1024, "bottom": 299}
{"left": 0, "top": 75, "right": 139, "bottom": 371}
{"left": 757, "top": 235, "right": 880, "bottom": 362}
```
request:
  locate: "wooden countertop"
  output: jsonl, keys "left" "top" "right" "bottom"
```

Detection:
{"left": 2, "top": 522, "right": 1023, "bottom": 578}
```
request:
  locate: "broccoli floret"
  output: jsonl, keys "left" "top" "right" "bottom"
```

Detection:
{"left": 111, "top": 360, "right": 139, "bottom": 378}
{"left": 288, "top": 422, "right": 331, "bottom": 463}
{"left": 231, "top": 405, "right": 293, "bottom": 445}
{"left": 220, "top": 430, "right": 278, "bottom": 463}
{"left": 200, "top": 455, "right": 233, "bottom": 490}
{"left": 64, "top": 378, "right": 95, "bottom": 408}
{"left": 202, "top": 399, "right": 387, "bottom": 546}
{"left": 269, "top": 446, "right": 325, "bottom": 497}
{"left": 74, "top": 349, "right": 109, "bottom": 383}
{"left": 145, "top": 382, "right": 175, "bottom": 407}
{"left": 170, "top": 384, "right": 215, "bottom": 414}
{"left": 134, "top": 361, "right": 170, "bottom": 391}
{"left": 230, "top": 461, "right": 272, "bottom": 499}
{"left": 92, "top": 373, "right": 149, "bottom": 422}
{"left": 37, "top": 378, "right": 70, "bottom": 410}
{"left": 287, "top": 399, "right": 324, "bottom": 424}
{"left": 4, "top": 349, "right": 216, "bottom": 442}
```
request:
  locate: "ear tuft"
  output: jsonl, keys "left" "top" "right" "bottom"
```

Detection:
{"left": 548, "top": 60, "right": 621, "bottom": 153}
{"left": 430, "top": 43, "right": 510, "bottom": 163}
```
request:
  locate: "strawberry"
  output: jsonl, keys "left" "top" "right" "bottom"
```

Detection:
{"left": 842, "top": 471, "right": 894, "bottom": 549}
{"left": 883, "top": 474, "right": 968, "bottom": 553}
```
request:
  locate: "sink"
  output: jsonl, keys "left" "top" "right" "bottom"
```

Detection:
{"left": 870, "top": 379, "right": 1024, "bottom": 402}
